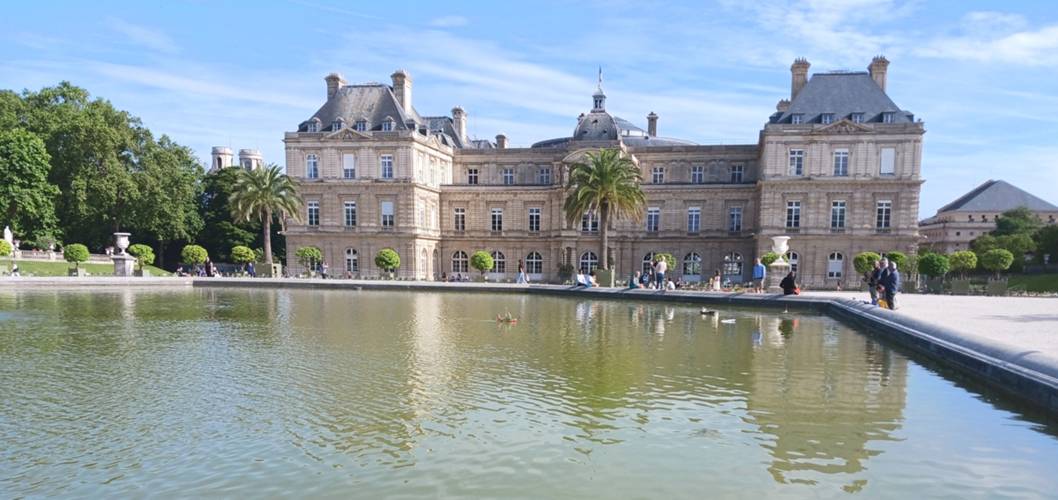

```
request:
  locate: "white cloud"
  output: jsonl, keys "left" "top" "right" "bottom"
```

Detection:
{"left": 105, "top": 17, "right": 179, "bottom": 54}
{"left": 430, "top": 15, "right": 469, "bottom": 28}
{"left": 917, "top": 23, "right": 1058, "bottom": 66}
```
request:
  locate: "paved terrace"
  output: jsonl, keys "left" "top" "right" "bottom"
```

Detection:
{"left": 2, "top": 276, "right": 1056, "bottom": 412}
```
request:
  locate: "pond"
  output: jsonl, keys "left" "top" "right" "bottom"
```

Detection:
{"left": 0, "top": 288, "right": 1056, "bottom": 498}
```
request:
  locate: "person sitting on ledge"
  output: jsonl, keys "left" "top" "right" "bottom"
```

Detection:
{"left": 587, "top": 270, "right": 598, "bottom": 288}
{"left": 780, "top": 271, "right": 799, "bottom": 295}
{"left": 628, "top": 271, "right": 643, "bottom": 289}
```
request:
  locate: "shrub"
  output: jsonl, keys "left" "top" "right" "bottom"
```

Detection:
{"left": 980, "top": 249, "right": 1014, "bottom": 278}
{"left": 853, "top": 252, "right": 882, "bottom": 274}
{"left": 470, "top": 250, "right": 494, "bottom": 275}
{"left": 230, "top": 245, "right": 256, "bottom": 265}
{"left": 295, "top": 246, "right": 323, "bottom": 271}
{"left": 0, "top": 240, "right": 11, "bottom": 258}
{"left": 374, "top": 248, "right": 400, "bottom": 272}
{"left": 761, "top": 252, "right": 781, "bottom": 266}
{"left": 884, "top": 251, "right": 908, "bottom": 270}
{"left": 181, "top": 244, "right": 208, "bottom": 265}
{"left": 557, "top": 263, "right": 575, "bottom": 283}
{"left": 917, "top": 253, "right": 950, "bottom": 279}
{"left": 654, "top": 252, "right": 676, "bottom": 271}
{"left": 127, "top": 244, "right": 155, "bottom": 270}
{"left": 64, "top": 243, "right": 90, "bottom": 269}
{"left": 948, "top": 250, "right": 977, "bottom": 278}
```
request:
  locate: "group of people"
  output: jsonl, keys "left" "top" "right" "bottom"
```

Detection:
{"left": 864, "top": 257, "right": 901, "bottom": 309}
{"left": 625, "top": 255, "right": 674, "bottom": 291}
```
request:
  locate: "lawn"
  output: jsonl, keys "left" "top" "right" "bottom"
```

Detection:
{"left": 1007, "top": 273, "right": 1058, "bottom": 293}
{"left": 3, "top": 260, "right": 170, "bottom": 277}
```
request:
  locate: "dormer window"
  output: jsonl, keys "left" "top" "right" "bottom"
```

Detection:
{"left": 882, "top": 112, "right": 895, "bottom": 124}
{"left": 332, "top": 118, "right": 344, "bottom": 131}
{"left": 306, "top": 118, "right": 321, "bottom": 133}
{"left": 381, "top": 119, "right": 394, "bottom": 132}
{"left": 851, "top": 112, "right": 864, "bottom": 123}
{"left": 791, "top": 114, "right": 804, "bottom": 124}
{"left": 354, "top": 120, "right": 367, "bottom": 132}
{"left": 821, "top": 113, "right": 834, "bottom": 125}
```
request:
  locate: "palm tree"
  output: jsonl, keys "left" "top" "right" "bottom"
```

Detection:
{"left": 564, "top": 148, "right": 646, "bottom": 271}
{"left": 229, "top": 164, "right": 303, "bottom": 272}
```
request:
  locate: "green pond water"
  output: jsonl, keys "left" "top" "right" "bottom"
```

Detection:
{"left": 1, "top": 288, "right": 1056, "bottom": 498}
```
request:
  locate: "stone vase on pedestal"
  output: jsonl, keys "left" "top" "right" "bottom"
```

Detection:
{"left": 766, "top": 236, "right": 792, "bottom": 293}
{"left": 112, "top": 232, "right": 135, "bottom": 277}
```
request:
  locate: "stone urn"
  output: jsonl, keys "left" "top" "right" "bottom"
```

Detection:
{"left": 112, "top": 232, "right": 135, "bottom": 276}
{"left": 766, "top": 236, "right": 792, "bottom": 293}
{"left": 113, "top": 232, "right": 131, "bottom": 255}
{"left": 770, "top": 236, "right": 790, "bottom": 256}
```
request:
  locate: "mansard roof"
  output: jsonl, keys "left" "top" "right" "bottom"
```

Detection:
{"left": 772, "top": 72, "right": 914, "bottom": 124}
{"left": 300, "top": 84, "right": 421, "bottom": 133}
{"left": 937, "top": 179, "right": 1058, "bottom": 213}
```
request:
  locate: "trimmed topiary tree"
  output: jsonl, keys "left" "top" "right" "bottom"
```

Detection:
{"left": 917, "top": 253, "right": 950, "bottom": 280}
{"left": 654, "top": 252, "right": 676, "bottom": 272}
{"left": 0, "top": 240, "right": 12, "bottom": 273}
{"left": 295, "top": 246, "right": 322, "bottom": 274}
{"left": 980, "top": 248, "right": 1014, "bottom": 279}
{"left": 853, "top": 252, "right": 882, "bottom": 275}
{"left": 181, "top": 244, "right": 208, "bottom": 265}
{"left": 884, "top": 251, "right": 908, "bottom": 270}
{"left": 127, "top": 244, "right": 155, "bottom": 271}
{"left": 64, "top": 243, "right": 89, "bottom": 271}
{"left": 948, "top": 250, "right": 977, "bottom": 279}
{"left": 375, "top": 248, "right": 400, "bottom": 276}
{"left": 760, "top": 251, "right": 781, "bottom": 266}
{"left": 230, "top": 245, "right": 256, "bottom": 265}
{"left": 470, "top": 250, "right": 494, "bottom": 277}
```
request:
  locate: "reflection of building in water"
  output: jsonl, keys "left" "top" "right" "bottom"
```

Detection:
{"left": 744, "top": 317, "right": 907, "bottom": 490}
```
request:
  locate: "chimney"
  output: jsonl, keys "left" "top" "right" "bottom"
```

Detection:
{"left": 451, "top": 106, "right": 467, "bottom": 144}
{"left": 646, "top": 112, "right": 658, "bottom": 137}
{"left": 790, "top": 58, "right": 810, "bottom": 100}
{"left": 776, "top": 99, "right": 791, "bottom": 113}
{"left": 868, "top": 55, "right": 890, "bottom": 93}
{"left": 325, "top": 73, "right": 345, "bottom": 99}
{"left": 495, "top": 133, "right": 507, "bottom": 149}
{"left": 391, "top": 69, "right": 412, "bottom": 114}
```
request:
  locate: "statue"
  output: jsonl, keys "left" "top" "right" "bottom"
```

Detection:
{"left": 3, "top": 226, "right": 11, "bottom": 246}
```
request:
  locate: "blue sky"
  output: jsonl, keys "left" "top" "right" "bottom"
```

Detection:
{"left": 3, "top": 0, "right": 1058, "bottom": 218}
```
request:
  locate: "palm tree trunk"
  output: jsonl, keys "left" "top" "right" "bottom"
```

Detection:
{"left": 600, "top": 205, "right": 610, "bottom": 270}
{"left": 262, "top": 209, "right": 273, "bottom": 266}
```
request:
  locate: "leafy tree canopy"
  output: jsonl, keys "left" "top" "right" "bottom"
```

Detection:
{"left": 980, "top": 248, "right": 1014, "bottom": 277}
{"left": 63, "top": 243, "right": 89, "bottom": 268}
{"left": 948, "top": 250, "right": 977, "bottom": 276}
{"left": 918, "top": 253, "right": 950, "bottom": 279}
{"left": 181, "top": 244, "right": 208, "bottom": 265}
{"left": 230, "top": 245, "right": 256, "bottom": 264}
{"left": 127, "top": 243, "right": 155, "bottom": 269}
{"left": 295, "top": 246, "right": 322, "bottom": 269}
{"left": 375, "top": 248, "right": 400, "bottom": 272}
{"left": 470, "top": 251, "right": 494, "bottom": 274}
{"left": 993, "top": 207, "right": 1042, "bottom": 237}
{"left": 0, "top": 129, "right": 60, "bottom": 243}
{"left": 853, "top": 252, "right": 882, "bottom": 274}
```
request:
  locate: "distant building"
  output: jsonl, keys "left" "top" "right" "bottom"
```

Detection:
{"left": 210, "top": 146, "right": 263, "bottom": 172}
{"left": 919, "top": 179, "right": 1058, "bottom": 253}
{"left": 282, "top": 57, "right": 924, "bottom": 287}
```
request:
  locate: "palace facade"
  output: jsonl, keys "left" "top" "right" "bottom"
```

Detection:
{"left": 267, "top": 57, "right": 924, "bottom": 287}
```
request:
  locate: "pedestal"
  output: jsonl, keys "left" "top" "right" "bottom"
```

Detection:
{"left": 112, "top": 255, "right": 135, "bottom": 277}
{"left": 766, "top": 261, "right": 790, "bottom": 293}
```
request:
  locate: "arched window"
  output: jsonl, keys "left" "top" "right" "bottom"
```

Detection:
{"left": 345, "top": 248, "right": 358, "bottom": 273}
{"left": 579, "top": 251, "right": 598, "bottom": 274}
{"left": 642, "top": 252, "right": 656, "bottom": 274}
{"left": 786, "top": 251, "right": 799, "bottom": 273}
{"left": 491, "top": 251, "right": 506, "bottom": 273}
{"left": 306, "top": 154, "right": 319, "bottom": 179}
{"left": 827, "top": 252, "right": 844, "bottom": 278}
{"left": 526, "top": 252, "right": 543, "bottom": 274}
{"left": 452, "top": 251, "right": 468, "bottom": 273}
{"left": 723, "top": 252, "right": 743, "bottom": 277}
{"left": 683, "top": 252, "right": 702, "bottom": 276}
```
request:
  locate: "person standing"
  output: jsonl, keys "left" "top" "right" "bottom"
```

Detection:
{"left": 752, "top": 258, "right": 766, "bottom": 293}
{"left": 866, "top": 260, "right": 881, "bottom": 305}
{"left": 516, "top": 259, "right": 528, "bottom": 284}
{"left": 779, "top": 271, "right": 798, "bottom": 295}
{"left": 875, "top": 258, "right": 890, "bottom": 300}
{"left": 654, "top": 256, "right": 667, "bottom": 291}
{"left": 711, "top": 270, "right": 722, "bottom": 291}
{"left": 321, "top": 262, "right": 329, "bottom": 280}
{"left": 247, "top": 261, "right": 256, "bottom": 278}
{"left": 883, "top": 261, "right": 901, "bottom": 310}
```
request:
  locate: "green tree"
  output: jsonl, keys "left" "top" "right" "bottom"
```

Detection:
{"left": 760, "top": 252, "right": 781, "bottom": 266}
{"left": 0, "top": 239, "right": 12, "bottom": 271}
{"left": 0, "top": 129, "right": 60, "bottom": 243}
{"left": 654, "top": 252, "right": 676, "bottom": 271}
{"left": 853, "top": 252, "right": 882, "bottom": 274}
{"left": 127, "top": 243, "right": 155, "bottom": 271}
{"left": 980, "top": 248, "right": 1014, "bottom": 279}
{"left": 971, "top": 234, "right": 999, "bottom": 254}
{"left": 470, "top": 250, "right": 494, "bottom": 276}
{"left": 884, "top": 251, "right": 908, "bottom": 270}
{"left": 199, "top": 167, "right": 280, "bottom": 262}
{"left": 1036, "top": 225, "right": 1058, "bottom": 263}
{"left": 295, "top": 246, "right": 322, "bottom": 272}
{"left": 375, "top": 248, "right": 400, "bottom": 273}
{"left": 564, "top": 149, "right": 646, "bottom": 271}
{"left": 63, "top": 243, "right": 89, "bottom": 270}
{"left": 129, "top": 135, "right": 204, "bottom": 268}
{"left": 918, "top": 253, "right": 950, "bottom": 279}
{"left": 993, "top": 206, "right": 1042, "bottom": 236}
{"left": 180, "top": 244, "right": 208, "bottom": 265}
{"left": 229, "top": 164, "right": 303, "bottom": 270}
{"left": 230, "top": 245, "right": 256, "bottom": 265}
{"left": 948, "top": 250, "right": 977, "bottom": 278}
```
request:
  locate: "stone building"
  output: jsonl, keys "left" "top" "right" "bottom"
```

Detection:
{"left": 283, "top": 57, "right": 924, "bottom": 288}
{"left": 919, "top": 179, "right": 1058, "bottom": 254}
{"left": 210, "top": 146, "right": 264, "bottom": 172}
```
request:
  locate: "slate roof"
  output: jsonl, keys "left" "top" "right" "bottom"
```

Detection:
{"left": 937, "top": 179, "right": 1058, "bottom": 213}
{"left": 300, "top": 84, "right": 420, "bottom": 133}
{"left": 771, "top": 72, "right": 914, "bottom": 124}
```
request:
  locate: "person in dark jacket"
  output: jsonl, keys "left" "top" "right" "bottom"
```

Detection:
{"left": 882, "top": 261, "right": 901, "bottom": 309}
{"left": 779, "top": 272, "right": 798, "bottom": 295}
{"left": 866, "top": 260, "right": 882, "bottom": 304}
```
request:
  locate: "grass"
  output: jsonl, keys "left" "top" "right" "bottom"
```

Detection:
{"left": 4, "top": 260, "right": 170, "bottom": 277}
{"left": 1007, "top": 273, "right": 1058, "bottom": 293}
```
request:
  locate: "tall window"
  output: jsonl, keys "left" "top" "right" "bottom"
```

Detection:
{"left": 344, "top": 201, "right": 357, "bottom": 227}
{"left": 343, "top": 153, "right": 356, "bottom": 179}
{"left": 526, "top": 252, "right": 543, "bottom": 274}
{"left": 579, "top": 252, "right": 598, "bottom": 273}
{"left": 652, "top": 167, "right": 664, "bottom": 184}
{"left": 491, "top": 208, "right": 503, "bottom": 232}
{"left": 646, "top": 207, "right": 660, "bottom": 232}
{"left": 581, "top": 212, "right": 598, "bottom": 233}
{"left": 833, "top": 149, "right": 849, "bottom": 176}
{"left": 683, "top": 252, "right": 702, "bottom": 277}
{"left": 786, "top": 201, "right": 801, "bottom": 229}
{"left": 687, "top": 207, "right": 701, "bottom": 233}
{"left": 827, "top": 252, "right": 844, "bottom": 278}
{"left": 880, "top": 148, "right": 895, "bottom": 176}
{"left": 642, "top": 253, "right": 656, "bottom": 274}
{"left": 730, "top": 163, "right": 744, "bottom": 183}
{"left": 723, "top": 252, "right": 743, "bottom": 278}
{"left": 453, "top": 208, "right": 465, "bottom": 231}
{"left": 691, "top": 165, "right": 705, "bottom": 184}
{"left": 345, "top": 249, "right": 358, "bottom": 273}
{"left": 468, "top": 168, "right": 479, "bottom": 185}
{"left": 452, "top": 251, "right": 468, "bottom": 273}
{"left": 491, "top": 251, "right": 506, "bottom": 273}
{"left": 380, "top": 155, "right": 393, "bottom": 179}
{"left": 876, "top": 200, "right": 892, "bottom": 230}
{"left": 528, "top": 207, "right": 541, "bottom": 232}
{"left": 306, "top": 154, "right": 319, "bottom": 179}
{"left": 538, "top": 167, "right": 551, "bottom": 184}
{"left": 728, "top": 207, "right": 743, "bottom": 232}
{"left": 788, "top": 149, "right": 804, "bottom": 176}
{"left": 786, "top": 251, "right": 799, "bottom": 273}
{"left": 380, "top": 201, "right": 394, "bottom": 228}
{"left": 307, "top": 201, "right": 319, "bottom": 226}
{"left": 502, "top": 168, "right": 514, "bottom": 185}
{"left": 831, "top": 201, "right": 846, "bottom": 230}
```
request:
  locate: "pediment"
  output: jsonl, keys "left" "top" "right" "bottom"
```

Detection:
{"left": 325, "top": 127, "right": 371, "bottom": 141}
{"left": 813, "top": 119, "right": 871, "bottom": 135}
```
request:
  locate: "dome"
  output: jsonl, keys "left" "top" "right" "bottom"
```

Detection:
{"left": 573, "top": 111, "right": 620, "bottom": 141}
